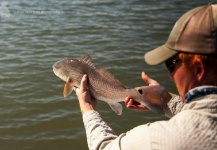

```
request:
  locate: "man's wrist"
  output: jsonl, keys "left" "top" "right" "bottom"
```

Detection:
{"left": 79, "top": 102, "right": 95, "bottom": 115}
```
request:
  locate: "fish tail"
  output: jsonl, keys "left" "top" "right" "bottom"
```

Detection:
{"left": 133, "top": 85, "right": 165, "bottom": 114}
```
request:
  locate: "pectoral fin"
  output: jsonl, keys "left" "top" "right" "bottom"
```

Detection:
{"left": 108, "top": 102, "right": 123, "bottom": 115}
{"left": 63, "top": 79, "right": 74, "bottom": 97}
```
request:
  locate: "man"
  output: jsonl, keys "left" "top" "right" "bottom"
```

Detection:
{"left": 74, "top": 4, "right": 217, "bottom": 150}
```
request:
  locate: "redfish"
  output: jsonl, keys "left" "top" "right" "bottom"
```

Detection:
{"left": 53, "top": 55, "right": 165, "bottom": 115}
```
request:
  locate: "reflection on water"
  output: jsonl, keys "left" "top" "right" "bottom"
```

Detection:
{"left": 0, "top": 0, "right": 209, "bottom": 149}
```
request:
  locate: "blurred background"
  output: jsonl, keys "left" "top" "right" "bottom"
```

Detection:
{"left": 0, "top": 0, "right": 210, "bottom": 149}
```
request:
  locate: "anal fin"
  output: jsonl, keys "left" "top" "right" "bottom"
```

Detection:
{"left": 108, "top": 102, "right": 123, "bottom": 115}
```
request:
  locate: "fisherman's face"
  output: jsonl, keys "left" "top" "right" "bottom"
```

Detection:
{"left": 166, "top": 55, "right": 197, "bottom": 102}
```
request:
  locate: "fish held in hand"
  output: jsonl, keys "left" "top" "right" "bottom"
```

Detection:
{"left": 52, "top": 55, "right": 165, "bottom": 115}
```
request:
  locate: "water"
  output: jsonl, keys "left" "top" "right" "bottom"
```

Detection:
{"left": 0, "top": 0, "right": 210, "bottom": 149}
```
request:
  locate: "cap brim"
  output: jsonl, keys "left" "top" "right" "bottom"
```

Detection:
{"left": 144, "top": 44, "right": 177, "bottom": 65}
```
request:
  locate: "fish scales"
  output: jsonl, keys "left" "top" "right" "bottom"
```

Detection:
{"left": 53, "top": 55, "right": 165, "bottom": 115}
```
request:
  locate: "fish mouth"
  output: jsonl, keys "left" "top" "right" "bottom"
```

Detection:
{"left": 52, "top": 64, "right": 68, "bottom": 82}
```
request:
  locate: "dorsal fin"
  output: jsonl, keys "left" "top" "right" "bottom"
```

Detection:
{"left": 79, "top": 55, "right": 95, "bottom": 69}
{"left": 97, "top": 68, "right": 129, "bottom": 89}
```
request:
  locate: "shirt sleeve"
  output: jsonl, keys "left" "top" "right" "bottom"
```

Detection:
{"left": 82, "top": 110, "right": 117, "bottom": 150}
{"left": 164, "top": 95, "right": 184, "bottom": 118}
{"left": 82, "top": 102, "right": 215, "bottom": 150}
{"left": 82, "top": 110, "right": 152, "bottom": 150}
{"left": 82, "top": 96, "right": 185, "bottom": 149}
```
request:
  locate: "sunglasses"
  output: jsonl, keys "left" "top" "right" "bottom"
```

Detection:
{"left": 165, "top": 58, "right": 181, "bottom": 73}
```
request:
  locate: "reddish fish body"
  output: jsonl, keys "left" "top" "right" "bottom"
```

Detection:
{"left": 53, "top": 55, "right": 164, "bottom": 115}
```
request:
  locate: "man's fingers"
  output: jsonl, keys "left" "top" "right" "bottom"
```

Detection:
{"left": 80, "top": 74, "right": 88, "bottom": 92}
{"left": 73, "top": 74, "right": 88, "bottom": 94}
{"left": 128, "top": 99, "right": 134, "bottom": 106}
{"left": 141, "top": 72, "right": 159, "bottom": 85}
{"left": 73, "top": 87, "right": 77, "bottom": 92}
{"left": 124, "top": 96, "right": 131, "bottom": 104}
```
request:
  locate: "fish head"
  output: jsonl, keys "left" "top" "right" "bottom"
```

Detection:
{"left": 52, "top": 58, "right": 80, "bottom": 82}
{"left": 53, "top": 55, "right": 96, "bottom": 97}
{"left": 53, "top": 58, "right": 83, "bottom": 97}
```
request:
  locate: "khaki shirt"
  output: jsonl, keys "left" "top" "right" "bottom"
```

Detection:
{"left": 83, "top": 94, "right": 217, "bottom": 150}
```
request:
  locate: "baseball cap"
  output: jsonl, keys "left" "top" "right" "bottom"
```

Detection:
{"left": 144, "top": 4, "right": 217, "bottom": 65}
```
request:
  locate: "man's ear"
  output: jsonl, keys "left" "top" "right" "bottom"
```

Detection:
{"left": 195, "top": 58, "right": 205, "bottom": 81}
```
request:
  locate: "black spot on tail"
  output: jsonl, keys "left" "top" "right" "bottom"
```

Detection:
{"left": 138, "top": 89, "right": 143, "bottom": 94}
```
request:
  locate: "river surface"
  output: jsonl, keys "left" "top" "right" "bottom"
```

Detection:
{"left": 0, "top": 0, "right": 210, "bottom": 149}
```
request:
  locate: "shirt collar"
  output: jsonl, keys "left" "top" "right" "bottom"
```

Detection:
{"left": 185, "top": 86, "right": 217, "bottom": 103}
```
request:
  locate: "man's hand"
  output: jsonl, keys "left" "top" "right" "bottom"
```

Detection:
{"left": 124, "top": 72, "right": 160, "bottom": 111}
{"left": 74, "top": 74, "right": 97, "bottom": 115}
